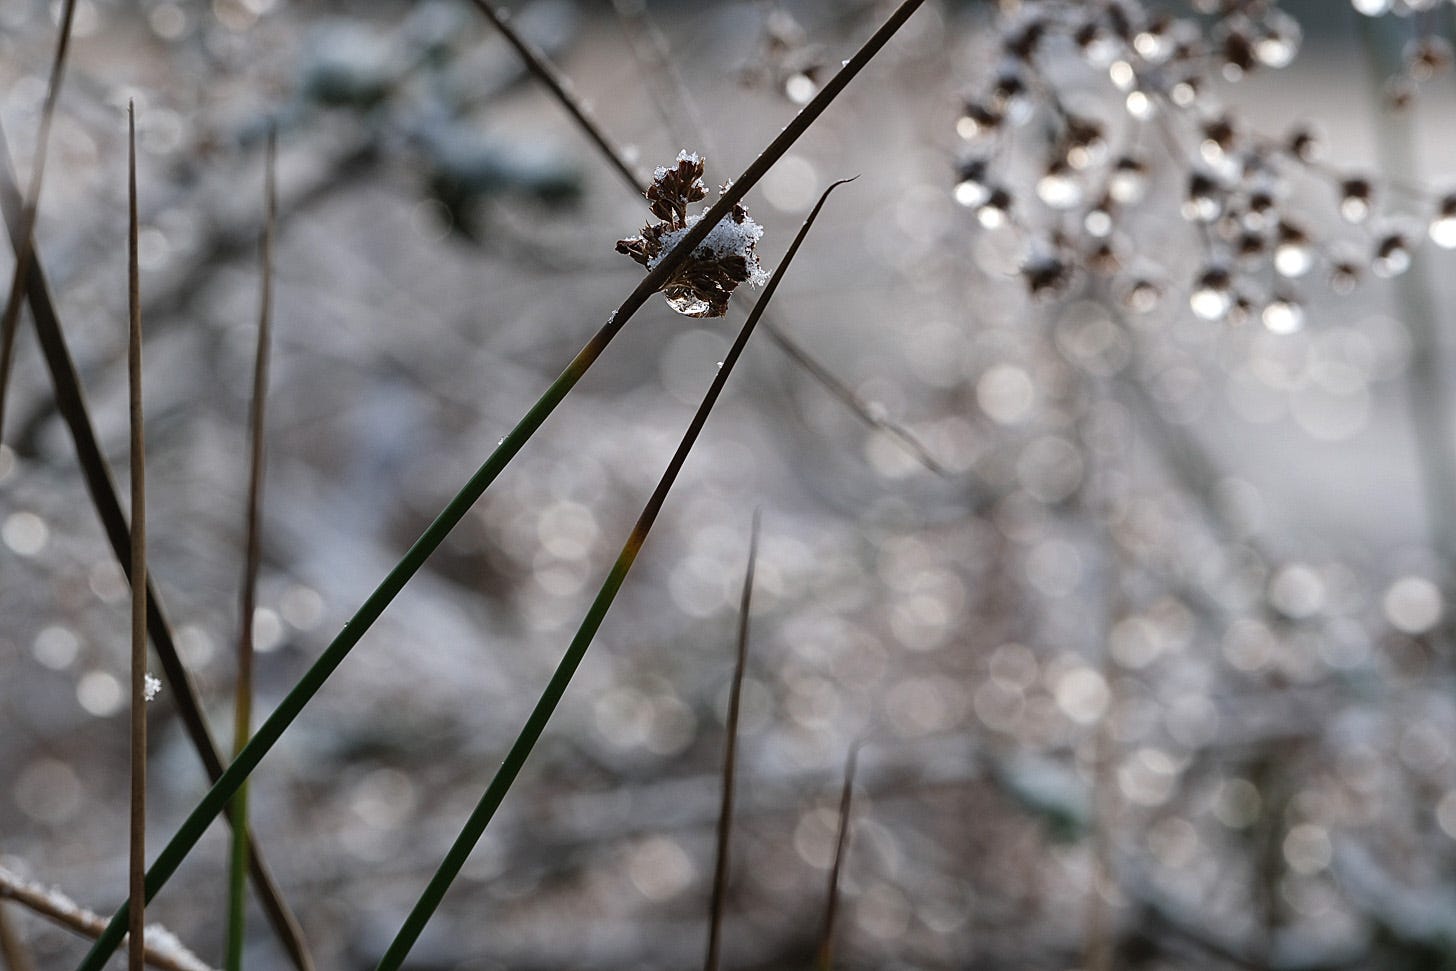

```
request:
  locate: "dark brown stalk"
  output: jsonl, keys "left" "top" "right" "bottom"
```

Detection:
{"left": 816, "top": 743, "right": 860, "bottom": 971}
{"left": 705, "top": 510, "right": 761, "bottom": 971}
{"left": 469, "top": 0, "right": 945, "bottom": 476}
{"left": 467, "top": 0, "right": 644, "bottom": 191}
{"left": 0, "top": 0, "right": 77, "bottom": 441}
{"left": 126, "top": 101, "right": 147, "bottom": 971}
{"left": 0, "top": 118, "right": 315, "bottom": 971}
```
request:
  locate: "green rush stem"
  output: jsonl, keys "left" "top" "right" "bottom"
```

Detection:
{"left": 226, "top": 127, "right": 276, "bottom": 971}
{"left": 374, "top": 180, "right": 855, "bottom": 971}
{"left": 75, "top": 0, "right": 923, "bottom": 960}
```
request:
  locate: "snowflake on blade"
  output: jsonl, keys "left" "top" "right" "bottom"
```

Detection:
{"left": 617, "top": 151, "right": 769, "bottom": 318}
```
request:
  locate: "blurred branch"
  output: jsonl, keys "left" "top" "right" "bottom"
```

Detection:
{"left": 0, "top": 866, "right": 215, "bottom": 971}
{"left": 1359, "top": 14, "right": 1456, "bottom": 618}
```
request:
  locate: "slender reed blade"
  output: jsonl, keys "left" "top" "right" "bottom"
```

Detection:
{"left": 705, "top": 511, "right": 761, "bottom": 971}
{"left": 374, "top": 178, "right": 856, "bottom": 971}
{"left": 0, "top": 0, "right": 76, "bottom": 442}
{"left": 126, "top": 101, "right": 148, "bottom": 971}
{"left": 75, "top": 5, "right": 921, "bottom": 960}
{"left": 816, "top": 743, "right": 860, "bottom": 971}
{"left": 225, "top": 127, "right": 277, "bottom": 971}
{"left": 471, "top": 0, "right": 944, "bottom": 475}
{"left": 0, "top": 118, "right": 315, "bottom": 971}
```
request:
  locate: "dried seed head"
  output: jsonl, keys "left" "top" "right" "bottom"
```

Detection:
{"left": 1220, "top": 28, "right": 1255, "bottom": 79}
{"left": 617, "top": 154, "right": 768, "bottom": 318}
{"left": 1274, "top": 221, "right": 1314, "bottom": 278}
{"left": 1262, "top": 294, "right": 1303, "bottom": 334}
{"left": 1330, "top": 259, "right": 1361, "bottom": 294}
{"left": 646, "top": 150, "right": 708, "bottom": 228}
{"left": 1183, "top": 172, "right": 1223, "bottom": 222}
{"left": 1108, "top": 155, "right": 1148, "bottom": 203}
{"left": 955, "top": 158, "right": 992, "bottom": 208}
{"left": 1190, "top": 265, "right": 1234, "bottom": 319}
{"left": 958, "top": 101, "right": 1005, "bottom": 141}
{"left": 1406, "top": 37, "right": 1452, "bottom": 82}
{"left": 1124, "top": 277, "right": 1162, "bottom": 313}
{"left": 1022, "top": 252, "right": 1070, "bottom": 296}
{"left": 1004, "top": 19, "right": 1048, "bottom": 60}
{"left": 978, "top": 186, "right": 1014, "bottom": 228}
{"left": 1372, "top": 232, "right": 1412, "bottom": 278}
{"left": 1286, "top": 125, "right": 1320, "bottom": 163}
{"left": 1338, "top": 178, "right": 1373, "bottom": 223}
{"left": 1429, "top": 193, "right": 1456, "bottom": 248}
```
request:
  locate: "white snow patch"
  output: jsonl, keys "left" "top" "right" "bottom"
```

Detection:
{"left": 649, "top": 211, "right": 769, "bottom": 286}
{"left": 653, "top": 149, "right": 703, "bottom": 181}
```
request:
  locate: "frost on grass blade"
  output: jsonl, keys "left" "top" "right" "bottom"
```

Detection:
{"left": 616, "top": 151, "right": 769, "bottom": 318}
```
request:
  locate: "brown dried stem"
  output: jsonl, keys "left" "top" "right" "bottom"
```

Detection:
{"left": 704, "top": 510, "right": 761, "bottom": 971}
{"left": 816, "top": 743, "right": 860, "bottom": 971}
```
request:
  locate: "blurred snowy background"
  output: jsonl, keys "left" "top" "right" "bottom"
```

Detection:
{"left": 5, "top": 0, "right": 1456, "bottom": 968}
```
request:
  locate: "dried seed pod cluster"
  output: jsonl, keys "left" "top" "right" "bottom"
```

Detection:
{"left": 951, "top": 0, "right": 1456, "bottom": 331}
{"left": 617, "top": 151, "right": 769, "bottom": 318}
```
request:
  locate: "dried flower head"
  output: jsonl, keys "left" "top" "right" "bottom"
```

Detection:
{"left": 617, "top": 151, "right": 769, "bottom": 318}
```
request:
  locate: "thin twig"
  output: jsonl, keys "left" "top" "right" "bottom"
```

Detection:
{"left": 705, "top": 510, "right": 761, "bottom": 971}
{"left": 126, "top": 101, "right": 148, "bottom": 971}
{"left": 470, "top": 0, "right": 946, "bottom": 476}
{"left": 0, "top": 0, "right": 76, "bottom": 442}
{"left": 0, "top": 118, "right": 315, "bottom": 971}
{"left": 0, "top": 866, "right": 215, "bottom": 971}
{"left": 226, "top": 126, "right": 277, "bottom": 971}
{"left": 469, "top": 0, "right": 644, "bottom": 190}
{"left": 757, "top": 323, "right": 950, "bottom": 475}
{"left": 816, "top": 742, "right": 860, "bottom": 971}
{"left": 375, "top": 178, "right": 856, "bottom": 971}
{"left": 78, "top": 6, "right": 922, "bottom": 959}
